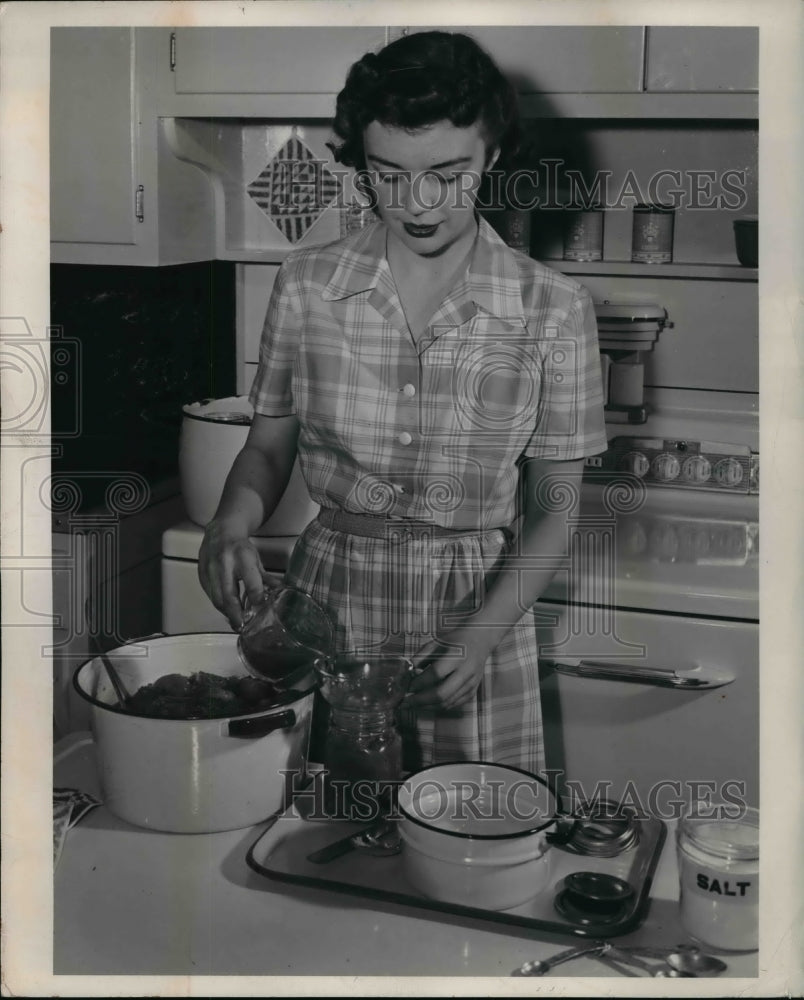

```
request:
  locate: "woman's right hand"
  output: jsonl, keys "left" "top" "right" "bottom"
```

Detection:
{"left": 196, "top": 413, "right": 302, "bottom": 629}
{"left": 198, "top": 519, "right": 268, "bottom": 631}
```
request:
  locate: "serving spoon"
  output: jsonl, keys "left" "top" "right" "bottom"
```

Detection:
{"left": 85, "top": 602, "right": 130, "bottom": 709}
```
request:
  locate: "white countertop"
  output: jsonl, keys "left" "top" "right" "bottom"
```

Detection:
{"left": 54, "top": 733, "right": 759, "bottom": 984}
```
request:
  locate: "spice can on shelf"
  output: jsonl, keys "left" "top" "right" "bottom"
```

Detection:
{"left": 487, "top": 209, "right": 532, "bottom": 254}
{"left": 563, "top": 206, "right": 604, "bottom": 261}
{"left": 632, "top": 203, "right": 675, "bottom": 263}
{"left": 676, "top": 804, "right": 759, "bottom": 952}
{"left": 340, "top": 200, "right": 375, "bottom": 238}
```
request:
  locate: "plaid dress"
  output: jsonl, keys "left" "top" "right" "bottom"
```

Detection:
{"left": 249, "top": 217, "right": 607, "bottom": 773}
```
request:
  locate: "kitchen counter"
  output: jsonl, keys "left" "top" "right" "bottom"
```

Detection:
{"left": 54, "top": 733, "right": 759, "bottom": 983}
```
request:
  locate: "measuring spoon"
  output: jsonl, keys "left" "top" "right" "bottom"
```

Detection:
{"left": 307, "top": 821, "right": 400, "bottom": 864}
{"left": 666, "top": 944, "right": 728, "bottom": 976}
{"left": 511, "top": 941, "right": 608, "bottom": 976}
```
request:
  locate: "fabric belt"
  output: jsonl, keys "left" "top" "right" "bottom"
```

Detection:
{"left": 317, "top": 507, "right": 503, "bottom": 540}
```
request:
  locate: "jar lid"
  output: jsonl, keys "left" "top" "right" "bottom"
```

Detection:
{"left": 681, "top": 806, "right": 759, "bottom": 861}
{"left": 634, "top": 202, "right": 675, "bottom": 213}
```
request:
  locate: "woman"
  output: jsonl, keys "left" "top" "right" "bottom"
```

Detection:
{"left": 199, "top": 30, "right": 607, "bottom": 774}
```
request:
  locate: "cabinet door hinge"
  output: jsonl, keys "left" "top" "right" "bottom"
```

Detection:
{"left": 135, "top": 185, "right": 145, "bottom": 223}
{"left": 170, "top": 31, "right": 176, "bottom": 71}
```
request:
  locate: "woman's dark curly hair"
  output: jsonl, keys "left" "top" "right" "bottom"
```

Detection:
{"left": 329, "top": 31, "right": 521, "bottom": 172}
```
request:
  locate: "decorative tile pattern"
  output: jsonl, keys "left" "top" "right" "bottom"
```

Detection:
{"left": 247, "top": 134, "right": 341, "bottom": 243}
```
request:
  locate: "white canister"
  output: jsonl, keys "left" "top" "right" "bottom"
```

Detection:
{"left": 179, "top": 395, "right": 319, "bottom": 533}
{"left": 676, "top": 805, "right": 759, "bottom": 952}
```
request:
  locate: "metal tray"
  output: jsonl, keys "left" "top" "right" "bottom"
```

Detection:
{"left": 246, "top": 801, "right": 666, "bottom": 939}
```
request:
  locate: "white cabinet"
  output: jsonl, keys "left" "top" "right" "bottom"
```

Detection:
{"left": 646, "top": 27, "right": 758, "bottom": 93}
{"left": 50, "top": 28, "right": 138, "bottom": 247}
{"left": 165, "top": 27, "right": 387, "bottom": 117}
{"left": 398, "top": 26, "right": 645, "bottom": 94}
{"left": 50, "top": 28, "right": 215, "bottom": 265}
{"left": 172, "top": 27, "right": 386, "bottom": 95}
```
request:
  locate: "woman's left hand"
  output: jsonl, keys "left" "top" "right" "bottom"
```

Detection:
{"left": 404, "top": 630, "right": 489, "bottom": 712}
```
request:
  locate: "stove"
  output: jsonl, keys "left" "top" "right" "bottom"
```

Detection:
{"left": 535, "top": 386, "right": 759, "bottom": 813}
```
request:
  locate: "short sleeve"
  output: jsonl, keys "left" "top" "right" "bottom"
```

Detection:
{"left": 523, "top": 284, "right": 608, "bottom": 461}
{"left": 248, "top": 263, "right": 302, "bottom": 417}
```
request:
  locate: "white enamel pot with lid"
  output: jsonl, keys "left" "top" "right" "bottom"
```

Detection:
{"left": 397, "top": 761, "right": 561, "bottom": 910}
{"left": 179, "top": 395, "right": 318, "bottom": 530}
{"left": 73, "top": 633, "right": 315, "bottom": 833}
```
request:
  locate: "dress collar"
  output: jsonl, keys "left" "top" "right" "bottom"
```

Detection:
{"left": 321, "top": 215, "right": 526, "bottom": 325}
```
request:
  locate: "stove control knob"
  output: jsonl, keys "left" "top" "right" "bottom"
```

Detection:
{"left": 714, "top": 457, "right": 744, "bottom": 487}
{"left": 681, "top": 454, "right": 712, "bottom": 484}
{"left": 651, "top": 452, "right": 681, "bottom": 482}
{"left": 618, "top": 451, "right": 649, "bottom": 478}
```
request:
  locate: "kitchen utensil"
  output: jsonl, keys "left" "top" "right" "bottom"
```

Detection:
{"left": 666, "top": 944, "right": 728, "bottom": 976}
{"left": 237, "top": 585, "right": 334, "bottom": 690}
{"left": 594, "top": 952, "right": 641, "bottom": 976}
{"left": 84, "top": 597, "right": 130, "bottom": 709}
{"left": 87, "top": 633, "right": 130, "bottom": 709}
{"left": 603, "top": 943, "right": 727, "bottom": 976}
{"left": 306, "top": 820, "right": 400, "bottom": 864}
{"left": 606, "top": 947, "right": 687, "bottom": 977}
{"left": 511, "top": 941, "right": 609, "bottom": 976}
{"left": 179, "top": 395, "right": 318, "bottom": 530}
{"left": 73, "top": 632, "right": 316, "bottom": 833}
{"left": 398, "top": 761, "right": 558, "bottom": 911}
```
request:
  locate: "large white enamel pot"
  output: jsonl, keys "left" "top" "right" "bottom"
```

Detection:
{"left": 179, "top": 395, "right": 318, "bottom": 530}
{"left": 73, "top": 633, "right": 315, "bottom": 833}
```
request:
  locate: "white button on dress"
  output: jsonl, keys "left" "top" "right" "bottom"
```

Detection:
{"left": 398, "top": 431, "right": 413, "bottom": 446}
{"left": 402, "top": 383, "right": 417, "bottom": 397}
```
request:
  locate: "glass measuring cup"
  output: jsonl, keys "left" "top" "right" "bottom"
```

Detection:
{"left": 237, "top": 586, "right": 334, "bottom": 690}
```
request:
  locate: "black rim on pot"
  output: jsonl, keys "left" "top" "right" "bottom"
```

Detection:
{"left": 399, "top": 760, "right": 561, "bottom": 840}
{"left": 72, "top": 631, "right": 318, "bottom": 722}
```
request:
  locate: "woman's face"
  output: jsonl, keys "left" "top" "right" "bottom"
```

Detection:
{"left": 362, "top": 119, "right": 498, "bottom": 259}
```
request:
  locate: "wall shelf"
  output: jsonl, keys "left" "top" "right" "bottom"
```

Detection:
{"left": 519, "top": 92, "right": 758, "bottom": 121}
{"left": 219, "top": 248, "right": 758, "bottom": 283}
{"left": 543, "top": 260, "right": 758, "bottom": 282}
